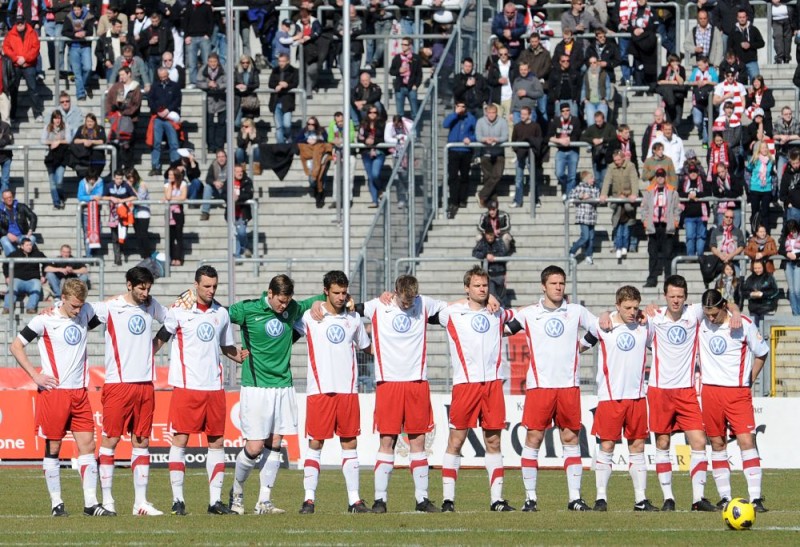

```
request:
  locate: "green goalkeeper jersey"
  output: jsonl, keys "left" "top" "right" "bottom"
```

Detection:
{"left": 229, "top": 292, "right": 325, "bottom": 388}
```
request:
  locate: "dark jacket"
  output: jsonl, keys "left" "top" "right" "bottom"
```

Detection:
{"left": 780, "top": 163, "right": 800, "bottom": 209}
{"left": 268, "top": 64, "right": 298, "bottom": 113}
{"left": 351, "top": 82, "right": 382, "bottom": 109}
{"left": 714, "top": 0, "right": 754, "bottom": 36}
{"left": 677, "top": 174, "right": 709, "bottom": 218}
{"left": 547, "top": 66, "right": 581, "bottom": 106}
{"left": 485, "top": 60, "right": 514, "bottom": 105}
{"left": 711, "top": 173, "right": 745, "bottom": 209}
{"left": 477, "top": 211, "right": 511, "bottom": 236}
{"left": 551, "top": 39, "right": 584, "bottom": 71}
{"left": 511, "top": 119, "right": 544, "bottom": 161}
{"left": 0, "top": 199, "right": 37, "bottom": 238}
{"left": 730, "top": 23, "right": 764, "bottom": 65}
{"left": 606, "top": 136, "right": 639, "bottom": 172}
{"left": 182, "top": 0, "right": 215, "bottom": 37}
{"left": 490, "top": 11, "right": 526, "bottom": 58}
{"left": 742, "top": 272, "right": 779, "bottom": 316}
{"left": 453, "top": 72, "right": 489, "bottom": 111}
{"left": 389, "top": 52, "right": 423, "bottom": 90}
{"left": 139, "top": 21, "right": 175, "bottom": 59}
{"left": 3, "top": 246, "right": 45, "bottom": 280}
{"left": 148, "top": 76, "right": 182, "bottom": 115}
{"left": 517, "top": 45, "right": 552, "bottom": 88}
{"left": 587, "top": 38, "right": 621, "bottom": 83}
{"left": 472, "top": 237, "right": 507, "bottom": 276}
{"left": 234, "top": 174, "right": 254, "bottom": 221}
{"left": 62, "top": 8, "right": 94, "bottom": 47}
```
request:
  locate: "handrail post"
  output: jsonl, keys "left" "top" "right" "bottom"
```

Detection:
{"left": 564, "top": 198, "right": 570, "bottom": 259}
{"left": 408, "top": 142, "right": 415, "bottom": 260}
{"left": 54, "top": 36, "right": 62, "bottom": 103}
{"left": 251, "top": 200, "right": 260, "bottom": 276}
{"left": 528, "top": 149, "right": 536, "bottom": 219}
{"left": 23, "top": 147, "right": 29, "bottom": 205}
{"left": 7, "top": 261, "right": 15, "bottom": 336}
{"left": 164, "top": 204, "right": 171, "bottom": 277}
{"left": 76, "top": 204, "right": 83, "bottom": 256}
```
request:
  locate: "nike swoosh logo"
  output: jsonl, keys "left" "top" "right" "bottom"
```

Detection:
{"left": 253, "top": 317, "right": 265, "bottom": 321}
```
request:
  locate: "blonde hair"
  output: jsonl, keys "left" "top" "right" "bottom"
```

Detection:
{"left": 751, "top": 140, "right": 775, "bottom": 164}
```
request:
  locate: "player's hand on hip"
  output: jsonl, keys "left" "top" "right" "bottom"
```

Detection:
{"left": 33, "top": 372, "right": 58, "bottom": 390}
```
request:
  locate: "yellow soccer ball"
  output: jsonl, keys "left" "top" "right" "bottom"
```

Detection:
{"left": 722, "top": 498, "right": 756, "bottom": 530}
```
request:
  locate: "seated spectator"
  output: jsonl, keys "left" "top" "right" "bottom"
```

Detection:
{"left": 71, "top": 113, "right": 107, "bottom": 178}
{"left": 580, "top": 55, "right": 612, "bottom": 127}
{"left": 709, "top": 210, "right": 746, "bottom": 273}
{"left": 103, "top": 169, "right": 137, "bottom": 266}
{"left": 108, "top": 44, "right": 152, "bottom": 92}
{"left": 747, "top": 140, "right": 776, "bottom": 234}
{"left": 745, "top": 224, "right": 778, "bottom": 273}
{"left": 454, "top": 57, "right": 489, "bottom": 120}
{"left": 139, "top": 11, "right": 174, "bottom": 82}
{"left": 293, "top": 9, "right": 322, "bottom": 98}
{"left": 745, "top": 76, "right": 775, "bottom": 134}
{"left": 600, "top": 149, "right": 640, "bottom": 259}
{"left": 233, "top": 164, "right": 254, "bottom": 258}
{"left": 327, "top": 111, "right": 357, "bottom": 207}
{"left": 44, "top": 244, "right": 89, "bottom": 301}
{"left": 297, "top": 116, "right": 332, "bottom": 209}
{"left": 351, "top": 71, "right": 384, "bottom": 125}
{"left": 106, "top": 66, "right": 143, "bottom": 170}
{"left": 654, "top": 55, "right": 687, "bottom": 125}
{"left": 678, "top": 164, "right": 709, "bottom": 257}
{"left": 568, "top": 171, "right": 600, "bottom": 265}
{"left": 169, "top": 150, "right": 203, "bottom": 201}
{"left": 491, "top": 2, "right": 525, "bottom": 60}
{"left": 476, "top": 199, "right": 513, "bottom": 250}
{"left": 126, "top": 168, "right": 152, "bottom": 259}
{"left": 742, "top": 259, "right": 779, "bottom": 327}
{"left": 164, "top": 167, "right": 187, "bottom": 267}
{"left": 161, "top": 51, "right": 185, "bottom": 88}
{"left": 41, "top": 111, "right": 70, "bottom": 209}
{"left": 0, "top": 189, "right": 37, "bottom": 257}
{"left": 234, "top": 55, "right": 261, "bottom": 128}
{"left": 384, "top": 115, "right": 414, "bottom": 207}
{"left": 390, "top": 38, "right": 423, "bottom": 122}
{"left": 580, "top": 110, "right": 616, "bottom": 187}
{"left": 201, "top": 150, "right": 228, "bottom": 221}
{"left": 714, "top": 261, "right": 743, "bottom": 308}
{"left": 148, "top": 66, "right": 183, "bottom": 176}
{"left": 196, "top": 53, "right": 227, "bottom": 154}
{"left": 268, "top": 53, "right": 299, "bottom": 145}
{"left": 472, "top": 229, "right": 509, "bottom": 306}
{"left": 235, "top": 119, "right": 262, "bottom": 171}
{"left": 358, "top": 108, "right": 387, "bottom": 208}
{"left": 98, "top": 17, "right": 127, "bottom": 82}
{"left": 2, "top": 236, "right": 45, "bottom": 314}
{"left": 77, "top": 172, "right": 104, "bottom": 257}
{"left": 62, "top": 2, "right": 95, "bottom": 102}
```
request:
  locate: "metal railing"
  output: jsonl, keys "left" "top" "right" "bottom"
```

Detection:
{"left": 670, "top": 253, "right": 752, "bottom": 278}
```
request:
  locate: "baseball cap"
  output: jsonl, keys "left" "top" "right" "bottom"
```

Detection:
{"left": 752, "top": 107, "right": 765, "bottom": 118}
{"left": 685, "top": 149, "right": 697, "bottom": 159}
{"left": 725, "top": 66, "right": 736, "bottom": 75}
{"left": 487, "top": 199, "right": 498, "bottom": 210}
{"left": 14, "top": 14, "right": 24, "bottom": 23}
{"left": 560, "top": 102, "right": 571, "bottom": 111}
{"left": 281, "top": 18, "right": 292, "bottom": 26}
{"left": 655, "top": 168, "right": 667, "bottom": 177}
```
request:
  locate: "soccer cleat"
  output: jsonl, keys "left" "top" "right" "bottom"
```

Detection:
{"left": 229, "top": 489, "right": 245, "bottom": 515}
{"left": 568, "top": 498, "right": 592, "bottom": 512}
{"left": 208, "top": 501, "right": 234, "bottom": 515}
{"left": 441, "top": 499, "right": 455, "bottom": 512}
{"left": 171, "top": 500, "right": 187, "bottom": 516}
{"left": 716, "top": 497, "right": 731, "bottom": 510}
{"left": 299, "top": 500, "right": 315, "bottom": 514}
{"left": 661, "top": 498, "right": 676, "bottom": 512}
{"left": 634, "top": 499, "right": 660, "bottom": 512}
{"left": 254, "top": 501, "right": 285, "bottom": 515}
{"left": 51, "top": 503, "right": 68, "bottom": 517}
{"left": 348, "top": 500, "right": 372, "bottom": 513}
{"left": 371, "top": 499, "right": 387, "bottom": 514}
{"left": 592, "top": 499, "right": 608, "bottom": 512}
{"left": 691, "top": 498, "right": 718, "bottom": 512}
{"left": 133, "top": 501, "right": 164, "bottom": 516}
{"left": 522, "top": 499, "right": 539, "bottom": 512}
{"left": 751, "top": 498, "right": 769, "bottom": 513}
{"left": 84, "top": 504, "right": 115, "bottom": 517}
{"left": 415, "top": 498, "right": 438, "bottom": 513}
{"left": 490, "top": 499, "right": 516, "bottom": 512}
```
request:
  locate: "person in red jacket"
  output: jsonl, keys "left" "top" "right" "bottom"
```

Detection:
{"left": 2, "top": 15, "right": 43, "bottom": 122}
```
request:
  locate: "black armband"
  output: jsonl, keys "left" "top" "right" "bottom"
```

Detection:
{"left": 155, "top": 325, "right": 173, "bottom": 343}
{"left": 582, "top": 331, "right": 599, "bottom": 347}
{"left": 506, "top": 319, "right": 523, "bottom": 334}
{"left": 19, "top": 327, "right": 37, "bottom": 343}
{"left": 88, "top": 315, "right": 102, "bottom": 330}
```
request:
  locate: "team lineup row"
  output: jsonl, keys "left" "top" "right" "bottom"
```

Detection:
{"left": 10, "top": 264, "right": 769, "bottom": 516}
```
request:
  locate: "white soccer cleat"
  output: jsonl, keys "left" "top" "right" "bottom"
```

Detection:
{"left": 133, "top": 501, "right": 164, "bottom": 516}
{"left": 229, "top": 490, "right": 245, "bottom": 516}
{"left": 254, "top": 500, "right": 286, "bottom": 515}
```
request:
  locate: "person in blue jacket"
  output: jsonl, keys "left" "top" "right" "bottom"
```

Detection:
{"left": 443, "top": 100, "right": 477, "bottom": 219}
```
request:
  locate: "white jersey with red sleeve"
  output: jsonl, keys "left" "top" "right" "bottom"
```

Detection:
{"left": 649, "top": 303, "right": 703, "bottom": 389}
{"left": 91, "top": 295, "right": 167, "bottom": 383}
{"left": 591, "top": 315, "right": 653, "bottom": 401}
{"left": 362, "top": 295, "right": 447, "bottom": 382}
{"left": 296, "top": 309, "right": 371, "bottom": 395}
{"left": 514, "top": 299, "right": 596, "bottom": 389}
{"left": 698, "top": 314, "right": 769, "bottom": 387}
{"left": 163, "top": 302, "right": 234, "bottom": 390}
{"left": 438, "top": 303, "right": 514, "bottom": 385}
{"left": 17, "top": 302, "right": 95, "bottom": 389}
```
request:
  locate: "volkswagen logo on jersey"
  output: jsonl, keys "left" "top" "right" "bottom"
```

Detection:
{"left": 544, "top": 318, "right": 565, "bottom": 338}
{"left": 326, "top": 324, "right": 346, "bottom": 344}
{"left": 197, "top": 322, "right": 215, "bottom": 342}
{"left": 616, "top": 332, "right": 636, "bottom": 351}
{"left": 392, "top": 314, "right": 412, "bottom": 333}
{"left": 709, "top": 335, "right": 727, "bottom": 355}
{"left": 128, "top": 315, "right": 146, "bottom": 335}
{"left": 63, "top": 325, "right": 82, "bottom": 346}
{"left": 265, "top": 318, "right": 285, "bottom": 338}
{"left": 471, "top": 314, "right": 491, "bottom": 333}
{"left": 667, "top": 325, "right": 688, "bottom": 345}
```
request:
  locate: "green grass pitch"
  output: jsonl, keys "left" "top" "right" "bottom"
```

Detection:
{"left": 0, "top": 467, "right": 798, "bottom": 545}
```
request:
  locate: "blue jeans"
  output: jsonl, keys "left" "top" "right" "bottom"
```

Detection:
{"left": 201, "top": 182, "right": 225, "bottom": 213}
{"left": 592, "top": 165, "right": 607, "bottom": 188}
{"left": 234, "top": 218, "right": 248, "bottom": 256}
{"left": 619, "top": 37, "right": 631, "bottom": 82}
{"left": 4, "top": 278, "right": 42, "bottom": 311}
{"left": 44, "top": 21, "right": 64, "bottom": 71}
{"left": 213, "top": 30, "right": 227, "bottom": 66}
{"left": 583, "top": 102, "right": 608, "bottom": 127}
{"left": 786, "top": 205, "right": 800, "bottom": 223}
{"left": 786, "top": 262, "right": 800, "bottom": 315}
{"left": 48, "top": 165, "right": 65, "bottom": 206}
{"left": 236, "top": 145, "right": 261, "bottom": 166}
{"left": 274, "top": 103, "right": 292, "bottom": 144}
{"left": 68, "top": 46, "right": 92, "bottom": 99}
{"left": 362, "top": 151, "right": 385, "bottom": 204}
{"left": 555, "top": 149, "right": 579, "bottom": 196}
{"left": 46, "top": 272, "right": 89, "bottom": 299}
{"left": 1, "top": 234, "right": 36, "bottom": 256}
{"left": 569, "top": 224, "right": 595, "bottom": 257}
{"left": 683, "top": 216, "right": 707, "bottom": 256}
{"left": 514, "top": 157, "right": 542, "bottom": 206}
{"left": 395, "top": 87, "right": 419, "bottom": 121}
{"left": 187, "top": 178, "right": 203, "bottom": 200}
{"left": 614, "top": 222, "right": 630, "bottom": 251}
{"left": 536, "top": 95, "right": 548, "bottom": 125}
{"left": 692, "top": 106, "right": 708, "bottom": 144}
{"left": 0, "top": 158, "right": 10, "bottom": 193}
{"left": 186, "top": 36, "right": 211, "bottom": 85}
{"left": 744, "top": 61, "right": 759, "bottom": 85}
{"left": 151, "top": 118, "right": 180, "bottom": 169}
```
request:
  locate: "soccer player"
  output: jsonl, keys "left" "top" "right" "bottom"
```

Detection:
{"left": 227, "top": 274, "right": 324, "bottom": 515}
{"left": 359, "top": 275, "right": 446, "bottom": 514}
{"left": 697, "top": 289, "right": 769, "bottom": 513}
{"left": 583, "top": 285, "right": 658, "bottom": 512}
{"left": 153, "top": 266, "right": 247, "bottom": 516}
{"left": 505, "top": 265, "right": 595, "bottom": 512}
{"left": 91, "top": 266, "right": 167, "bottom": 516}
{"left": 294, "top": 270, "right": 373, "bottom": 514}
{"left": 438, "top": 265, "right": 516, "bottom": 512}
{"left": 10, "top": 279, "right": 114, "bottom": 517}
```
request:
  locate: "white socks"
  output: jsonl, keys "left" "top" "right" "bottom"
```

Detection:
{"left": 43, "top": 457, "right": 62, "bottom": 507}
{"left": 258, "top": 448, "right": 282, "bottom": 504}
{"left": 442, "top": 452, "right": 460, "bottom": 502}
{"left": 77, "top": 453, "right": 99, "bottom": 507}
{"left": 521, "top": 446, "right": 539, "bottom": 501}
{"left": 207, "top": 448, "right": 225, "bottom": 505}
{"left": 690, "top": 450, "right": 708, "bottom": 503}
{"left": 341, "top": 449, "right": 361, "bottom": 505}
{"left": 655, "top": 448, "right": 674, "bottom": 501}
{"left": 303, "top": 448, "right": 321, "bottom": 501}
{"left": 374, "top": 453, "right": 394, "bottom": 502}
{"left": 594, "top": 450, "right": 613, "bottom": 501}
{"left": 563, "top": 444, "right": 583, "bottom": 502}
{"left": 741, "top": 448, "right": 762, "bottom": 501}
{"left": 98, "top": 446, "right": 115, "bottom": 507}
{"left": 168, "top": 446, "right": 185, "bottom": 502}
{"left": 409, "top": 452, "right": 429, "bottom": 503}
{"left": 629, "top": 452, "right": 647, "bottom": 503}
{"left": 712, "top": 450, "right": 732, "bottom": 501}
{"left": 131, "top": 448, "right": 150, "bottom": 506}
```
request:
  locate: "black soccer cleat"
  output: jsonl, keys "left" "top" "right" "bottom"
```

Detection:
{"left": 661, "top": 498, "right": 676, "bottom": 512}
{"left": 415, "top": 498, "right": 438, "bottom": 513}
{"left": 751, "top": 498, "right": 769, "bottom": 513}
{"left": 348, "top": 500, "right": 372, "bottom": 513}
{"left": 568, "top": 498, "right": 592, "bottom": 512}
{"left": 51, "top": 503, "right": 68, "bottom": 517}
{"left": 691, "top": 498, "right": 718, "bottom": 512}
{"left": 592, "top": 499, "right": 608, "bottom": 512}
{"left": 716, "top": 497, "right": 731, "bottom": 510}
{"left": 171, "top": 500, "right": 187, "bottom": 516}
{"left": 522, "top": 499, "right": 539, "bottom": 512}
{"left": 441, "top": 499, "right": 455, "bottom": 512}
{"left": 371, "top": 499, "right": 387, "bottom": 514}
{"left": 207, "top": 501, "right": 234, "bottom": 515}
{"left": 634, "top": 499, "right": 660, "bottom": 512}
{"left": 299, "top": 500, "right": 315, "bottom": 514}
{"left": 490, "top": 499, "right": 516, "bottom": 512}
{"left": 84, "top": 504, "right": 115, "bottom": 517}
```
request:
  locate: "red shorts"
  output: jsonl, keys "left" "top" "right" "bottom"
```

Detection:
{"left": 592, "top": 399, "right": 648, "bottom": 441}
{"left": 101, "top": 382, "right": 155, "bottom": 438}
{"left": 701, "top": 385, "right": 756, "bottom": 437}
{"left": 306, "top": 393, "right": 360, "bottom": 440}
{"left": 522, "top": 387, "right": 581, "bottom": 431}
{"left": 35, "top": 388, "right": 95, "bottom": 440}
{"left": 449, "top": 380, "right": 506, "bottom": 430}
{"left": 374, "top": 381, "right": 434, "bottom": 435}
{"left": 168, "top": 388, "right": 226, "bottom": 437}
{"left": 647, "top": 386, "right": 705, "bottom": 434}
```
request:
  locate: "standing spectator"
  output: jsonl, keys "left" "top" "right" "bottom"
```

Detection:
{"left": 742, "top": 259, "right": 779, "bottom": 327}
{"left": 148, "top": 66, "right": 182, "bottom": 176}
{"left": 486, "top": 47, "right": 514, "bottom": 121}
{"left": 335, "top": 3, "right": 364, "bottom": 92}
{"left": 183, "top": 0, "right": 214, "bottom": 87}
{"left": 771, "top": 0, "right": 793, "bottom": 64}
{"left": 641, "top": 108, "right": 667, "bottom": 162}
{"left": 648, "top": 122, "right": 685, "bottom": 174}
{"left": 517, "top": 33, "right": 551, "bottom": 123}
{"left": 510, "top": 61, "right": 543, "bottom": 124}
{"left": 714, "top": 0, "right": 754, "bottom": 53}
{"left": 44, "top": 0, "right": 73, "bottom": 76}
{"left": 293, "top": 9, "right": 322, "bottom": 98}
{"left": 41, "top": 110, "right": 70, "bottom": 209}
{"left": 773, "top": 106, "right": 800, "bottom": 179}
{"left": 687, "top": 56, "right": 719, "bottom": 147}
{"left": 196, "top": 53, "right": 227, "bottom": 154}
{"left": 780, "top": 219, "right": 800, "bottom": 314}
{"left": 711, "top": 163, "right": 745, "bottom": 228}
{"left": 588, "top": 28, "right": 620, "bottom": 86}
{"left": 453, "top": 58, "right": 489, "bottom": 120}
{"left": 126, "top": 168, "right": 152, "bottom": 259}
{"left": 523, "top": 8, "right": 555, "bottom": 49}
{"left": 745, "top": 76, "right": 775, "bottom": 135}
{"left": 475, "top": 104, "right": 508, "bottom": 207}
{"left": 170, "top": 150, "right": 203, "bottom": 201}
{"left": 654, "top": 55, "right": 687, "bottom": 125}
{"left": 357, "top": 108, "right": 387, "bottom": 208}
{"left": 97, "top": 17, "right": 127, "bottom": 82}
{"left": 161, "top": 51, "right": 185, "bottom": 88}
{"left": 384, "top": 115, "right": 414, "bottom": 207}
{"left": 547, "top": 54, "right": 581, "bottom": 120}
{"left": 443, "top": 100, "right": 476, "bottom": 218}
{"left": 127, "top": 5, "right": 152, "bottom": 58}
{"left": 580, "top": 110, "right": 615, "bottom": 185}
{"left": 730, "top": 9, "right": 764, "bottom": 84}
{"left": 551, "top": 28, "right": 584, "bottom": 74}
{"left": 713, "top": 67, "right": 747, "bottom": 122}
{"left": 714, "top": 261, "right": 743, "bottom": 306}
{"left": 678, "top": 164, "right": 709, "bottom": 257}
{"left": 548, "top": 103, "right": 582, "bottom": 200}
{"left": 643, "top": 141, "right": 678, "bottom": 187}
{"left": 105, "top": 66, "right": 143, "bottom": 170}
{"left": 708, "top": 130, "right": 731, "bottom": 182}
{"left": 76, "top": 172, "right": 103, "bottom": 257}
{"left": 232, "top": 164, "right": 254, "bottom": 258}
{"left": 601, "top": 149, "right": 640, "bottom": 259}
{"left": 580, "top": 55, "right": 612, "bottom": 126}
{"left": 491, "top": 2, "right": 525, "bottom": 60}
{"left": 560, "top": 0, "right": 602, "bottom": 37}
{"left": 709, "top": 208, "right": 746, "bottom": 272}
{"left": 268, "top": 53, "right": 298, "bottom": 145}
{"left": 103, "top": 169, "right": 138, "bottom": 266}
{"left": 327, "top": 111, "right": 357, "bottom": 208}
{"left": 641, "top": 168, "right": 681, "bottom": 287}
{"left": 511, "top": 106, "right": 544, "bottom": 208}
{"left": 296, "top": 116, "right": 332, "bottom": 208}
{"left": 234, "top": 55, "right": 260, "bottom": 128}
{"left": 780, "top": 149, "right": 800, "bottom": 222}
{"left": 2, "top": 237, "right": 45, "bottom": 314}
{"left": 164, "top": 167, "right": 187, "bottom": 267}
{"left": 744, "top": 224, "right": 778, "bottom": 273}
{"left": 364, "top": 0, "right": 393, "bottom": 70}
{"left": 683, "top": 8, "right": 723, "bottom": 68}
{"left": 718, "top": 49, "right": 747, "bottom": 86}
{"left": 62, "top": 2, "right": 94, "bottom": 102}
{"left": 139, "top": 11, "right": 174, "bottom": 82}
{"left": 351, "top": 71, "right": 384, "bottom": 125}
{"left": 627, "top": 0, "right": 659, "bottom": 87}
{"left": 0, "top": 188, "right": 37, "bottom": 256}
{"left": 606, "top": 123, "right": 639, "bottom": 174}
{"left": 390, "top": 38, "right": 422, "bottom": 123}
{"left": 235, "top": 118, "right": 262, "bottom": 170}
{"left": 201, "top": 150, "right": 228, "bottom": 221}
{"left": 746, "top": 140, "right": 776, "bottom": 234}
{"left": 44, "top": 244, "right": 89, "bottom": 301}
{"left": 472, "top": 230, "right": 509, "bottom": 307}
{"left": 476, "top": 200, "right": 514, "bottom": 251}
{"left": 3, "top": 15, "right": 44, "bottom": 122}
{"left": 568, "top": 171, "right": 600, "bottom": 265}
{"left": 71, "top": 113, "right": 107, "bottom": 178}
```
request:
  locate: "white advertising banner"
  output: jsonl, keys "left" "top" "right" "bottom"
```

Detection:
{"left": 295, "top": 394, "right": 800, "bottom": 470}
